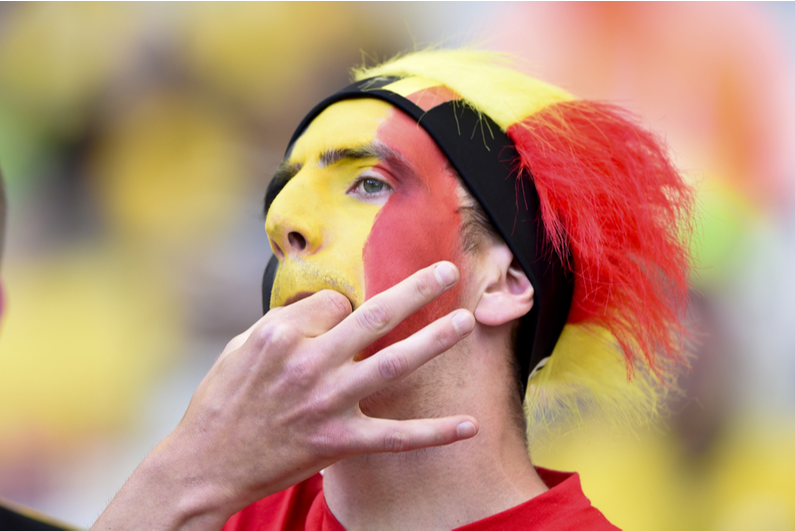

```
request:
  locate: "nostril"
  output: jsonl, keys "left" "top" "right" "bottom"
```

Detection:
{"left": 288, "top": 232, "right": 307, "bottom": 251}
{"left": 270, "top": 239, "right": 285, "bottom": 260}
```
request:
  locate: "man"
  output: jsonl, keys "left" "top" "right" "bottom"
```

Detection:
{"left": 93, "top": 49, "right": 692, "bottom": 530}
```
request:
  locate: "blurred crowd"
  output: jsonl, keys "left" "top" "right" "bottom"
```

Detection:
{"left": 0, "top": 3, "right": 793, "bottom": 529}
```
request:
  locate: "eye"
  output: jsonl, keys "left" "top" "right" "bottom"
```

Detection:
{"left": 362, "top": 178, "right": 385, "bottom": 194}
{"left": 347, "top": 172, "right": 393, "bottom": 205}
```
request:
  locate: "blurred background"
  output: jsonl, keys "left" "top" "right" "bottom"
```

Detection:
{"left": 0, "top": 3, "right": 793, "bottom": 529}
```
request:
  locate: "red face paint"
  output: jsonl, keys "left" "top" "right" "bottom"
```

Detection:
{"left": 362, "top": 107, "right": 465, "bottom": 356}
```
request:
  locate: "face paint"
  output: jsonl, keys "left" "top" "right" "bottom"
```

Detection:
{"left": 360, "top": 105, "right": 464, "bottom": 358}
{"left": 267, "top": 96, "right": 466, "bottom": 358}
{"left": 266, "top": 99, "right": 393, "bottom": 310}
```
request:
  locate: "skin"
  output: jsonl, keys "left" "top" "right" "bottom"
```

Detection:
{"left": 266, "top": 99, "right": 392, "bottom": 311}
{"left": 91, "top": 263, "right": 478, "bottom": 530}
{"left": 266, "top": 98, "right": 466, "bottom": 361}
{"left": 282, "top": 100, "right": 545, "bottom": 530}
{"left": 92, "top": 98, "right": 545, "bottom": 530}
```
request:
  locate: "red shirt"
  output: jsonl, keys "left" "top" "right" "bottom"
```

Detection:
{"left": 223, "top": 468, "right": 619, "bottom": 530}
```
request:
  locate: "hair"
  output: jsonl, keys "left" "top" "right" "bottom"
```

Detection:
{"left": 457, "top": 180, "right": 500, "bottom": 256}
{"left": 354, "top": 49, "right": 695, "bottom": 435}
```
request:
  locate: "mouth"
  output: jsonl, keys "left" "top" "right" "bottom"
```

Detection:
{"left": 283, "top": 292, "right": 314, "bottom": 307}
{"left": 282, "top": 290, "right": 357, "bottom": 311}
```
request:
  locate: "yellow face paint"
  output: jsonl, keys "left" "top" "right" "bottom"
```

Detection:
{"left": 265, "top": 99, "right": 394, "bottom": 309}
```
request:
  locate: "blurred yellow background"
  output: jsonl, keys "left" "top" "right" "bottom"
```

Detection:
{"left": 0, "top": 3, "right": 793, "bottom": 528}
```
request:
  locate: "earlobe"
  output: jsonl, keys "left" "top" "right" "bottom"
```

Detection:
{"left": 473, "top": 243, "right": 534, "bottom": 327}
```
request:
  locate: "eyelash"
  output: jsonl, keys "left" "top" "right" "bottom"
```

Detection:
{"left": 348, "top": 172, "right": 393, "bottom": 198}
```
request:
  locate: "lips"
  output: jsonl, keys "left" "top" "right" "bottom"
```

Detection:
{"left": 282, "top": 290, "right": 357, "bottom": 310}
{"left": 283, "top": 291, "right": 314, "bottom": 307}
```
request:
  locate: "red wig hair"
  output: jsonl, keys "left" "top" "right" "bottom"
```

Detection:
{"left": 508, "top": 101, "right": 693, "bottom": 379}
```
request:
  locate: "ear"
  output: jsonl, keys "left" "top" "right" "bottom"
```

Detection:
{"left": 473, "top": 241, "right": 534, "bottom": 327}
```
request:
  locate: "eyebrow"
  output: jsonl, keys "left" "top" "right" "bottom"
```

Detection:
{"left": 318, "top": 143, "right": 404, "bottom": 168}
{"left": 319, "top": 143, "right": 416, "bottom": 190}
{"left": 263, "top": 142, "right": 413, "bottom": 217}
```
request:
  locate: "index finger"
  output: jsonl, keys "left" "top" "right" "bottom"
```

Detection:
{"left": 217, "top": 289, "right": 352, "bottom": 362}
{"left": 323, "top": 261, "right": 460, "bottom": 356}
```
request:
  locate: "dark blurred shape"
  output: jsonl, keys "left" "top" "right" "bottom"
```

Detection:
{"left": 0, "top": 504, "right": 71, "bottom": 530}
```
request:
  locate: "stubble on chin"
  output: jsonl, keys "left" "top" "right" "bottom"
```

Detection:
{"left": 271, "top": 259, "right": 360, "bottom": 310}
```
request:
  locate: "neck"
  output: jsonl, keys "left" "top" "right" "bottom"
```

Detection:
{"left": 323, "top": 327, "right": 548, "bottom": 531}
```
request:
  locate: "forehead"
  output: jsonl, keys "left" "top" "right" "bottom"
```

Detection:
{"left": 287, "top": 98, "right": 440, "bottom": 166}
{"left": 288, "top": 99, "right": 391, "bottom": 162}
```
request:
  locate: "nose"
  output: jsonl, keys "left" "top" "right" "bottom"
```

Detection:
{"left": 271, "top": 229, "right": 309, "bottom": 260}
{"left": 267, "top": 214, "right": 317, "bottom": 261}
{"left": 265, "top": 178, "right": 322, "bottom": 261}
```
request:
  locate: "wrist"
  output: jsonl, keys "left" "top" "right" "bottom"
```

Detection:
{"left": 149, "top": 433, "right": 238, "bottom": 528}
{"left": 91, "top": 433, "right": 235, "bottom": 531}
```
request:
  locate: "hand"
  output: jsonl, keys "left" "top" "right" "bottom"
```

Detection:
{"left": 91, "top": 261, "right": 477, "bottom": 530}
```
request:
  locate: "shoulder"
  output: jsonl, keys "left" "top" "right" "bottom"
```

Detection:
{"left": 531, "top": 468, "right": 619, "bottom": 530}
{"left": 455, "top": 468, "right": 620, "bottom": 531}
{"left": 224, "top": 469, "right": 619, "bottom": 531}
{"left": 223, "top": 474, "right": 331, "bottom": 531}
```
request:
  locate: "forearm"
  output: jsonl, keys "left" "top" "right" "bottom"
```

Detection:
{"left": 91, "top": 435, "right": 234, "bottom": 531}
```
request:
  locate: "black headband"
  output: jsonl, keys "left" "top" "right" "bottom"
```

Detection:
{"left": 263, "top": 77, "right": 574, "bottom": 395}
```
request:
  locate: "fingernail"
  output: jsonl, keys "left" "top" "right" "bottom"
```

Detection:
{"left": 451, "top": 311, "right": 475, "bottom": 337}
{"left": 434, "top": 262, "right": 458, "bottom": 288}
{"left": 457, "top": 421, "right": 477, "bottom": 439}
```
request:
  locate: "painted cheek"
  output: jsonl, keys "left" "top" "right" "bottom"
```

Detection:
{"left": 361, "top": 112, "right": 464, "bottom": 356}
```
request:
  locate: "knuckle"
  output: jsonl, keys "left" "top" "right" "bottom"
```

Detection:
{"left": 309, "top": 388, "right": 336, "bottom": 416}
{"left": 384, "top": 430, "right": 410, "bottom": 453}
{"left": 357, "top": 302, "right": 390, "bottom": 333}
{"left": 311, "top": 425, "right": 345, "bottom": 458}
{"left": 252, "top": 321, "right": 295, "bottom": 351}
{"left": 291, "top": 388, "right": 333, "bottom": 428}
{"left": 321, "top": 290, "right": 351, "bottom": 319}
{"left": 431, "top": 327, "right": 451, "bottom": 353}
{"left": 414, "top": 274, "right": 436, "bottom": 300}
{"left": 282, "top": 355, "right": 317, "bottom": 388}
{"left": 222, "top": 333, "right": 246, "bottom": 355}
{"left": 378, "top": 352, "right": 408, "bottom": 381}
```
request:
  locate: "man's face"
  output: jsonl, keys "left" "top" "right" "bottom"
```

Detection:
{"left": 265, "top": 98, "right": 466, "bottom": 355}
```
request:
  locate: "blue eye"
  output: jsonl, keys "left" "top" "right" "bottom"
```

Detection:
{"left": 362, "top": 178, "right": 385, "bottom": 194}
{"left": 347, "top": 174, "right": 392, "bottom": 205}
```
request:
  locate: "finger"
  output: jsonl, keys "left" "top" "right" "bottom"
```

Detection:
{"left": 339, "top": 310, "right": 475, "bottom": 402}
{"left": 230, "top": 291, "right": 351, "bottom": 371}
{"left": 348, "top": 415, "right": 479, "bottom": 454}
{"left": 279, "top": 289, "right": 353, "bottom": 337}
{"left": 213, "top": 290, "right": 351, "bottom": 376}
{"left": 217, "top": 321, "right": 260, "bottom": 361}
{"left": 324, "top": 261, "right": 460, "bottom": 357}
{"left": 265, "top": 289, "right": 352, "bottom": 338}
